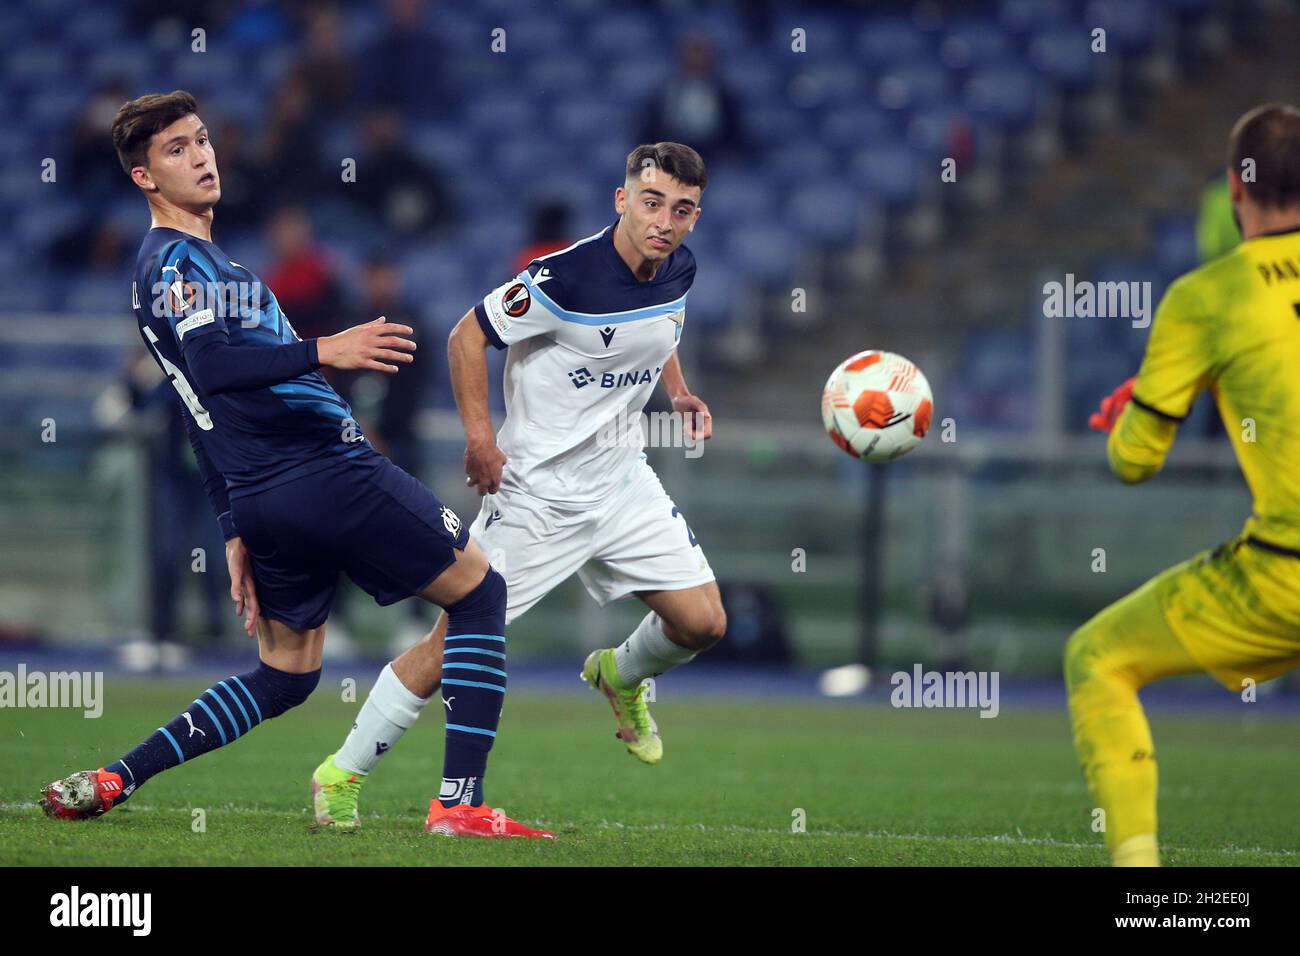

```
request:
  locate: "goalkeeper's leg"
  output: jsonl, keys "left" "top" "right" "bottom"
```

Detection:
{"left": 1064, "top": 575, "right": 1201, "bottom": 867}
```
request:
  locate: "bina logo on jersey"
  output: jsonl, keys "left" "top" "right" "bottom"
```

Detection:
{"left": 568, "top": 367, "right": 596, "bottom": 389}
{"left": 568, "top": 366, "right": 662, "bottom": 390}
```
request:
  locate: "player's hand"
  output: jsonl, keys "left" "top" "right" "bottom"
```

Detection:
{"left": 672, "top": 393, "right": 713, "bottom": 442}
{"left": 226, "top": 536, "right": 260, "bottom": 638}
{"left": 464, "top": 438, "right": 507, "bottom": 496}
{"left": 317, "top": 317, "right": 416, "bottom": 373}
{"left": 1089, "top": 377, "right": 1136, "bottom": 434}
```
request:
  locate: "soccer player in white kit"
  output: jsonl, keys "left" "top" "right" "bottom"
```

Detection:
{"left": 310, "top": 143, "right": 725, "bottom": 828}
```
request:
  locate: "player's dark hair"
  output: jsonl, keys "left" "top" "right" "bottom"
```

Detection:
{"left": 625, "top": 142, "right": 708, "bottom": 191}
{"left": 1229, "top": 103, "right": 1300, "bottom": 209}
{"left": 111, "top": 90, "right": 200, "bottom": 175}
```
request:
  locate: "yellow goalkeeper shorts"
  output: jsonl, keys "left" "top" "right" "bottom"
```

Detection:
{"left": 1151, "top": 533, "right": 1300, "bottom": 690}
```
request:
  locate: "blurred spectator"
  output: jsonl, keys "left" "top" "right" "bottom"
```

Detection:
{"left": 330, "top": 253, "right": 429, "bottom": 640}
{"left": 47, "top": 220, "right": 134, "bottom": 275}
{"left": 298, "top": 6, "right": 357, "bottom": 113}
{"left": 128, "top": 0, "right": 231, "bottom": 40}
{"left": 259, "top": 68, "right": 323, "bottom": 199}
{"left": 364, "top": 0, "right": 453, "bottom": 117}
{"left": 69, "top": 80, "right": 136, "bottom": 199}
{"left": 262, "top": 205, "right": 346, "bottom": 344}
{"left": 513, "top": 201, "right": 574, "bottom": 274}
{"left": 641, "top": 36, "right": 745, "bottom": 163}
{"left": 120, "top": 351, "right": 226, "bottom": 646}
{"left": 346, "top": 108, "right": 456, "bottom": 237}
{"left": 208, "top": 119, "right": 264, "bottom": 233}
{"left": 335, "top": 253, "right": 427, "bottom": 473}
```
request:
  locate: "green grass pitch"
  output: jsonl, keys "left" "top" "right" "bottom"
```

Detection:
{"left": 2, "top": 679, "right": 1296, "bottom": 866}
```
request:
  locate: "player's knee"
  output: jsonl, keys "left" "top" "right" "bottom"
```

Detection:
{"left": 1063, "top": 625, "right": 1096, "bottom": 696}
{"left": 258, "top": 662, "right": 321, "bottom": 718}
{"left": 445, "top": 567, "right": 508, "bottom": 639}
{"left": 688, "top": 604, "right": 727, "bottom": 650}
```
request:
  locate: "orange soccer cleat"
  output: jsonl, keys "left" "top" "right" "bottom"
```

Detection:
{"left": 40, "top": 769, "right": 127, "bottom": 820}
{"left": 424, "top": 801, "right": 556, "bottom": 840}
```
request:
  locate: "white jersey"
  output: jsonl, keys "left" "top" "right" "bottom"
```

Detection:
{"left": 474, "top": 221, "right": 695, "bottom": 507}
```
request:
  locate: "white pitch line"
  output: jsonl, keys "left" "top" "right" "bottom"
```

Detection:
{"left": 4, "top": 802, "right": 1295, "bottom": 858}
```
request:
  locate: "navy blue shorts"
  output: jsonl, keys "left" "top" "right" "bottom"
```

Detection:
{"left": 229, "top": 452, "right": 471, "bottom": 630}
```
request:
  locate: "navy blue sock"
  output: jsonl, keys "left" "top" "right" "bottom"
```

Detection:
{"left": 105, "top": 662, "right": 320, "bottom": 803}
{"left": 438, "top": 568, "right": 507, "bottom": 808}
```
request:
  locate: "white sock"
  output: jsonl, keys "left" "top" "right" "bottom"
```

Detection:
{"left": 335, "top": 663, "right": 428, "bottom": 775}
{"left": 613, "top": 612, "right": 696, "bottom": 686}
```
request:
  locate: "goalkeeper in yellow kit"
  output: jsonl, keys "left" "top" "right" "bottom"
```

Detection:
{"left": 1068, "top": 103, "right": 1300, "bottom": 867}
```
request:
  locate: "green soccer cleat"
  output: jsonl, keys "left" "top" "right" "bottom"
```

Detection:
{"left": 311, "top": 752, "right": 363, "bottom": 831}
{"left": 582, "top": 648, "right": 662, "bottom": 765}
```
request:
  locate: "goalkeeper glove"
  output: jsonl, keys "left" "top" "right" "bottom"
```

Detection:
{"left": 1088, "top": 377, "right": 1135, "bottom": 434}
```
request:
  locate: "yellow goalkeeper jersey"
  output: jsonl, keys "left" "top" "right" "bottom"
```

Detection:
{"left": 1109, "top": 226, "right": 1300, "bottom": 551}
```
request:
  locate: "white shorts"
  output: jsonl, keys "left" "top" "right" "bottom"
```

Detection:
{"left": 467, "top": 457, "right": 715, "bottom": 624}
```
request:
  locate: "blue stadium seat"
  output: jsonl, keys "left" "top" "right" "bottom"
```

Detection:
{"left": 1027, "top": 25, "right": 1099, "bottom": 93}
{"left": 463, "top": 90, "right": 535, "bottom": 134}
{"left": 500, "top": 12, "right": 574, "bottom": 60}
{"left": 849, "top": 143, "right": 921, "bottom": 210}
{"left": 1160, "top": 0, "right": 1214, "bottom": 18}
{"left": 718, "top": 52, "right": 784, "bottom": 103}
{"left": 999, "top": 0, "right": 1074, "bottom": 36}
{"left": 939, "top": 19, "right": 1016, "bottom": 72}
{"left": 819, "top": 104, "right": 896, "bottom": 150}
{"left": 1087, "top": 0, "right": 1158, "bottom": 55}
{"left": 411, "top": 123, "right": 482, "bottom": 172}
{"left": 724, "top": 227, "right": 798, "bottom": 287}
{"left": 64, "top": 277, "right": 125, "bottom": 314}
{"left": 876, "top": 63, "right": 953, "bottom": 112}
{"left": 170, "top": 49, "right": 243, "bottom": 92}
{"left": 698, "top": 174, "right": 769, "bottom": 227}
{"left": 586, "top": 12, "right": 663, "bottom": 58}
{"left": 680, "top": 250, "right": 733, "bottom": 330}
{"left": 906, "top": 107, "right": 974, "bottom": 160}
{"left": 64, "top": 9, "right": 123, "bottom": 50}
{"left": 787, "top": 63, "right": 868, "bottom": 110}
{"left": 742, "top": 102, "right": 812, "bottom": 145}
{"left": 674, "top": 11, "right": 747, "bottom": 52}
{"left": 1150, "top": 214, "right": 1199, "bottom": 281}
{"left": 605, "top": 56, "right": 674, "bottom": 108}
{"left": 524, "top": 56, "right": 595, "bottom": 96}
{"left": 16, "top": 199, "right": 81, "bottom": 248}
{"left": 766, "top": 143, "right": 835, "bottom": 179}
{"left": 787, "top": 182, "right": 871, "bottom": 247}
{"left": 5, "top": 48, "right": 69, "bottom": 91}
{"left": 854, "top": 17, "right": 932, "bottom": 67}
{"left": 963, "top": 65, "right": 1041, "bottom": 131}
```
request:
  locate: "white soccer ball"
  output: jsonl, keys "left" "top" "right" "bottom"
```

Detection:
{"left": 821, "top": 350, "right": 933, "bottom": 462}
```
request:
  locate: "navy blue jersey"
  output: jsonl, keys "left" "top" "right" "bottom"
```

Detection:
{"left": 132, "top": 227, "right": 369, "bottom": 536}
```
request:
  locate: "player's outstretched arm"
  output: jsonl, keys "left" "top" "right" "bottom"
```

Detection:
{"left": 187, "top": 318, "right": 414, "bottom": 396}
{"left": 447, "top": 308, "right": 506, "bottom": 495}
{"left": 316, "top": 317, "right": 417, "bottom": 373}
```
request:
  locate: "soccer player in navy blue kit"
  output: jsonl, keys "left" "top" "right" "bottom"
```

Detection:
{"left": 39, "top": 91, "right": 552, "bottom": 839}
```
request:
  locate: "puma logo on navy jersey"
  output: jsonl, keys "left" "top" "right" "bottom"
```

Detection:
{"left": 600, "top": 326, "right": 617, "bottom": 347}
